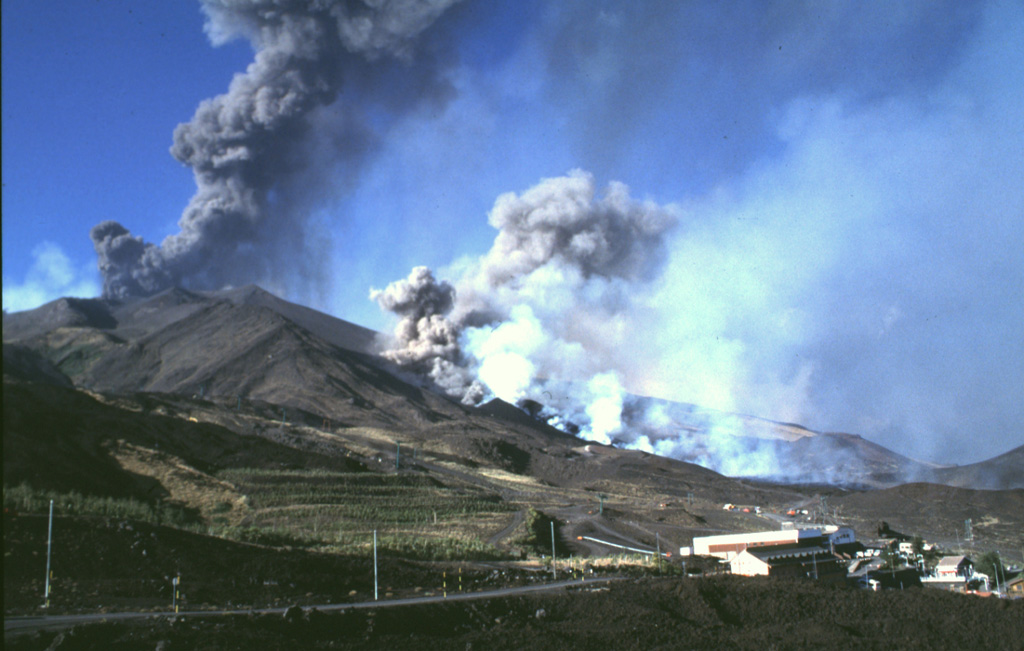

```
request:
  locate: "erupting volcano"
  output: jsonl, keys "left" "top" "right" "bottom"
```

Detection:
{"left": 7, "top": 0, "right": 1014, "bottom": 475}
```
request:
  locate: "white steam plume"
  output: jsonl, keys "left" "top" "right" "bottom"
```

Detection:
{"left": 373, "top": 170, "right": 906, "bottom": 484}
{"left": 374, "top": 169, "right": 680, "bottom": 440}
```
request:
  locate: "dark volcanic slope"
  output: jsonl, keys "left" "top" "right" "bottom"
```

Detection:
{"left": 3, "top": 287, "right": 454, "bottom": 430}
{"left": 2, "top": 373, "right": 359, "bottom": 501}
{"left": 2, "top": 285, "right": 377, "bottom": 356}
{"left": 833, "top": 483, "right": 1024, "bottom": 550}
{"left": 1, "top": 344, "right": 73, "bottom": 388}
{"left": 926, "top": 444, "right": 1024, "bottom": 490}
{"left": 5, "top": 287, "right": 682, "bottom": 490}
{"left": 215, "top": 285, "right": 378, "bottom": 355}
{"left": 5, "top": 286, "right": 1020, "bottom": 491}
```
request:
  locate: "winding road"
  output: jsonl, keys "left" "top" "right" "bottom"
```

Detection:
{"left": 4, "top": 577, "right": 624, "bottom": 638}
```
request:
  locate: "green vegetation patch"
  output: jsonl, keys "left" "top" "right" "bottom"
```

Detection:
{"left": 210, "top": 468, "right": 514, "bottom": 561}
{"left": 3, "top": 483, "right": 197, "bottom": 527}
{"left": 521, "top": 507, "right": 573, "bottom": 557}
{"left": 220, "top": 468, "right": 512, "bottom": 524}
{"left": 330, "top": 532, "right": 508, "bottom": 561}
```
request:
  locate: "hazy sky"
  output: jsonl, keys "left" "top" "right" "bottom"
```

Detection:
{"left": 3, "top": 1, "right": 1022, "bottom": 464}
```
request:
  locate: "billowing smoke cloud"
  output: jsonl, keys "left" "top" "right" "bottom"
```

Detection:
{"left": 372, "top": 1, "right": 1023, "bottom": 481}
{"left": 371, "top": 171, "right": 842, "bottom": 480}
{"left": 374, "top": 169, "right": 682, "bottom": 430}
{"left": 369, "top": 265, "right": 484, "bottom": 401}
{"left": 376, "top": 161, "right": 1016, "bottom": 485}
{"left": 92, "top": 0, "right": 460, "bottom": 300}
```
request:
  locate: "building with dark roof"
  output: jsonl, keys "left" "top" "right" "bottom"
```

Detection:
{"left": 729, "top": 543, "right": 846, "bottom": 581}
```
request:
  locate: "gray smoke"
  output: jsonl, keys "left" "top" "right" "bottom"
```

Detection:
{"left": 92, "top": 0, "right": 460, "bottom": 300}
{"left": 369, "top": 265, "right": 483, "bottom": 401}
{"left": 373, "top": 171, "right": 893, "bottom": 483}
{"left": 451, "top": 169, "right": 678, "bottom": 324}
{"left": 374, "top": 169, "right": 680, "bottom": 413}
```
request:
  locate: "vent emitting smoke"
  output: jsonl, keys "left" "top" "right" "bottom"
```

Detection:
{"left": 373, "top": 171, "right": 871, "bottom": 484}
{"left": 374, "top": 169, "right": 680, "bottom": 410}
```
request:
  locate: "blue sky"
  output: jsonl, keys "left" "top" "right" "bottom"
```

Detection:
{"left": 3, "top": 1, "right": 1022, "bottom": 465}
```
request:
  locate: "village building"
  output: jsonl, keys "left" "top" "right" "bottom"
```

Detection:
{"left": 728, "top": 544, "right": 846, "bottom": 580}
{"left": 1004, "top": 575, "right": 1024, "bottom": 599}
{"left": 684, "top": 526, "right": 855, "bottom": 561}
{"left": 935, "top": 555, "right": 973, "bottom": 579}
{"left": 847, "top": 557, "right": 922, "bottom": 590}
{"left": 922, "top": 555, "right": 976, "bottom": 593}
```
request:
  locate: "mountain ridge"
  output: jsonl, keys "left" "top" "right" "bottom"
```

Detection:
{"left": 4, "top": 286, "right": 1020, "bottom": 491}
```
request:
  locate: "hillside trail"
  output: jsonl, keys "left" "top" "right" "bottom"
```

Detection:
{"left": 487, "top": 509, "right": 526, "bottom": 547}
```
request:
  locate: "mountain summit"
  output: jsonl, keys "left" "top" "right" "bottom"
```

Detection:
{"left": 4, "top": 286, "right": 1020, "bottom": 491}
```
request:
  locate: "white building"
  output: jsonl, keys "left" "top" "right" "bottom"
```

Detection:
{"left": 935, "top": 555, "right": 973, "bottom": 579}
{"left": 729, "top": 544, "right": 844, "bottom": 579}
{"left": 685, "top": 527, "right": 855, "bottom": 560}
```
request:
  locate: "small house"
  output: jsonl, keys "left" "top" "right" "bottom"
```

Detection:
{"left": 935, "top": 555, "right": 973, "bottom": 579}
{"left": 1004, "top": 575, "right": 1024, "bottom": 598}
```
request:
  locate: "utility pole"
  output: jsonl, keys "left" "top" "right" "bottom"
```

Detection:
{"left": 373, "top": 530, "right": 378, "bottom": 601}
{"left": 656, "top": 532, "right": 662, "bottom": 576}
{"left": 996, "top": 551, "right": 1006, "bottom": 596}
{"left": 598, "top": 495, "right": 605, "bottom": 515}
{"left": 551, "top": 521, "right": 556, "bottom": 580}
{"left": 44, "top": 500, "right": 53, "bottom": 608}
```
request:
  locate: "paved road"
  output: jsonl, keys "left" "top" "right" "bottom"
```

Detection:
{"left": 487, "top": 508, "right": 526, "bottom": 546}
{"left": 5, "top": 577, "right": 623, "bottom": 638}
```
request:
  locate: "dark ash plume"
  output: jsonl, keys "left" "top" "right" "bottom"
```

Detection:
{"left": 93, "top": 0, "right": 460, "bottom": 300}
{"left": 370, "top": 266, "right": 483, "bottom": 402}
{"left": 90, "top": 221, "right": 171, "bottom": 299}
{"left": 370, "top": 265, "right": 457, "bottom": 366}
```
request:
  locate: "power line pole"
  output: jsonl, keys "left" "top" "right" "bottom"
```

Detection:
{"left": 551, "top": 521, "right": 556, "bottom": 580}
{"left": 656, "top": 532, "right": 662, "bottom": 576}
{"left": 373, "top": 530, "right": 378, "bottom": 601}
{"left": 44, "top": 500, "right": 53, "bottom": 608}
{"left": 996, "top": 551, "right": 1006, "bottom": 596}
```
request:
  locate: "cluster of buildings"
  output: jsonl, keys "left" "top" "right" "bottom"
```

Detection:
{"left": 680, "top": 525, "right": 855, "bottom": 581}
{"left": 679, "top": 525, "right": 1023, "bottom": 597}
